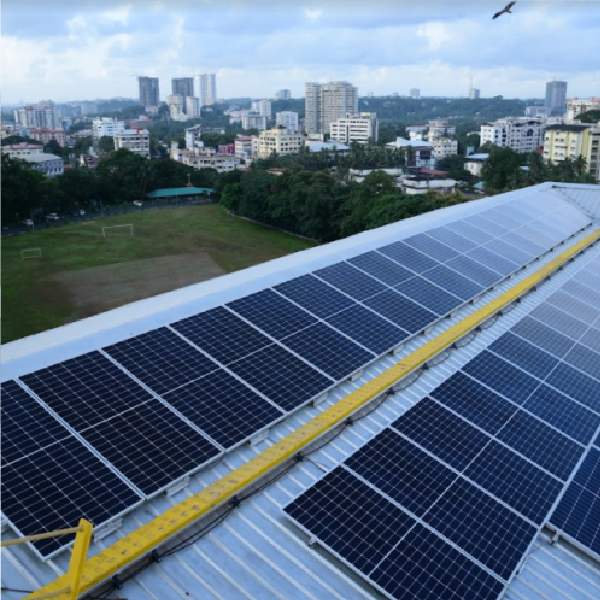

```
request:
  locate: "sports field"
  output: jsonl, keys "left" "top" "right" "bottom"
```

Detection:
{"left": 1, "top": 205, "right": 315, "bottom": 343}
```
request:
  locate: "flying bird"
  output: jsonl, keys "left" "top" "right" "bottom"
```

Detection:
{"left": 493, "top": 1, "right": 517, "bottom": 19}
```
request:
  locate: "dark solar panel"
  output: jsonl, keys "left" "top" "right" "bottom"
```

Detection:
{"left": 545, "top": 363, "right": 600, "bottom": 414}
{"left": 547, "top": 291, "right": 599, "bottom": 323}
{"left": 427, "top": 226, "right": 477, "bottom": 252}
{"left": 397, "top": 276, "right": 463, "bottom": 315}
{"left": 467, "top": 246, "right": 517, "bottom": 276}
{"left": 404, "top": 233, "right": 459, "bottom": 262}
{"left": 446, "top": 255, "right": 501, "bottom": 287}
{"left": 421, "top": 265, "right": 483, "bottom": 300}
{"left": 364, "top": 289, "right": 438, "bottom": 333}
{"left": 500, "top": 232, "right": 545, "bottom": 258}
{"left": 580, "top": 328, "right": 600, "bottom": 354}
{"left": 378, "top": 241, "right": 439, "bottom": 273}
{"left": 314, "top": 262, "right": 386, "bottom": 300}
{"left": 511, "top": 317, "right": 576, "bottom": 358}
{"left": 448, "top": 220, "right": 494, "bottom": 244}
{"left": 163, "top": 368, "right": 283, "bottom": 448}
{"left": 103, "top": 327, "right": 219, "bottom": 395}
{"left": 564, "top": 344, "right": 600, "bottom": 380}
{"left": 348, "top": 250, "right": 414, "bottom": 285}
{"left": 486, "top": 240, "right": 532, "bottom": 266}
{"left": 529, "top": 303, "right": 588, "bottom": 340}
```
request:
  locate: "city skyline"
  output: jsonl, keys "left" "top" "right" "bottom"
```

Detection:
{"left": 2, "top": 0, "right": 599, "bottom": 104}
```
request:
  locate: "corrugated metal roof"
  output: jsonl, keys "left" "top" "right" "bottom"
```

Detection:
{"left": 2, "top": 182, "right": 600, "bottom": 599}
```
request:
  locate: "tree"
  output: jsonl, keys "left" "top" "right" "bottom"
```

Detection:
{"left": 575, "top": 110, "right": 600, "bottom": 124}
{"left": 481, "top": 146, "right": 526, "bottom": 192}
{"left": 43, "top": 139, "right": 66, "bottom": 158}
{"left": 98, "top": 135, "right": 115, "bottom": 155}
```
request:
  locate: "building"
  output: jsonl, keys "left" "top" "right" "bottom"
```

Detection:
{"left": 545, "top": 80, "right": 568, "bottom": 116}
{"left": 304, "top": 81, "right": 358, "bottom": 135}
{"left": 428, "top": 119, "right": 456, "bottom": 140}
{"left": 13, "top": 101, "right": 60, "bottom": 130}
{"left": 1, "top": 142, "right": 44, "bottom": 159}
{"left": 241, "top": 112, "right": 267, "bottom": 131}
{"left": 480, "top": 117, "right": 545, "bottom": 153}
{"left": 28, "top": 128, "right": 67, "bottom": 147}
{"left": 256, "top": 127, "right": 303, "bottom": 159}
{"left": 468, "top": 86, "right": 481, "bottom": 99}
{"left": 79, "top": 154, "right": 99, "bottom": 169}
{"left": 138, "top": 76, "right": 159, "bottom": 108}
{"left": 305, "top": 139, "right": 350, "bottom": 153}
{"left": 171, "top": 77, "right": 194, "bottom": 100}
{"left": 251, "top": 99, "right": 272, "bottom": 118}
{"left": 166, "top": 95, "right": 186, "bottom": 121}
{"left": 18, "top": 152, "right": 64, "bottom": 176}
{"left": 275, "top": 111, "right": 299, "bottom": 132}
{"left": 401, "top": 174, "right": 458, "bottom": 195}
{"left": 407, "top": 125, "right": 428, "bottom": 141}
{"left": 186, "top": 96, "right": 201, "bottom": 118}
{"left": 146, "top": 187, "right": 214, "bottom": 203}
{"left": 543, "top": 124, "right": 600, "bottom": 181}
{"left": 92, "top": 117, "right": 125, "bottom": 139}
{"left": 184, "top": 125, "right": 203, "bottom": 151}
{"left": 114, "top": 129, "right": 150, "bottom": 158}
{"left": 431, "top": 137, "right": 458, "bottom": 160}
{"left": 525, "top": 105, "right": 547, "bottom": 118}
{"left": 234, "top": 135, "right": 256, "bottom": 160}
{"left": 171, "top": 144, "right": 241, "bottom": 172}
{"left": 275, "top": 89, "right": 292, "bottom": 100}
{"left": 566, "top": 97, "right": 600, "bottom": 122}
{"left": 329, "top": 112, "right": 379, "bottom": 144}
{"left": 386, "top": 137, "right": 435, "bottom": 168}
{"left": 410, "top": 88, "right": 421, "bottom": 99}
{"left": 464, "top": 152, "right": 489, "bottom": 177}
{"left": 199, "top": 73, "right": 217, "bottom": 107}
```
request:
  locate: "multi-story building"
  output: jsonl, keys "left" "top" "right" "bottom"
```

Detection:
{"left": 386, "top": 138, "right": 434, "bottom": 169}
{"left": 431, "top": 137, "right": 458, "bottom": 160}
{"left": 21, "top": 153, "right": 64, "bottom": 177}
{"left": 241, "top": 112, "right": 267, "bottom": 131}
{"left": 566, "top": 98, "right": 600, "bottom": 122}
{"left": 234, "top": 135, "right": 256, "bottom": 160}
{"left": 525, "top": 105, "right": 547, "bottom": 118}
{"left": 468, "top": 87, "right": 481, "bottom": 100}
{"left": 14, "top": 102, "right": 60, "bottom": 130}
{"left": 275, "top": 89, "right": 292, "bottom": 100}
{"left": 304, "top": 81, "right": 358, "bottom": 135}
{"left": 480, "top": 117, "right": 545, "bottom": 153}
{"left": 28, "top": 128, "right": 67, "bottom": 147}
{"left": 92, "top": 117, "right": 125, "bottom": 139}
{"left": 329, "top": 112, "right": 379, "bottom": 144}
{"left": 428, "top": 119, "right": 456, "bottom": 140}
{"left": 114, "top": 129, "right": 150, "bottom": 158}
{"left": 545, "top": 80, "right": 568, "bottom": 116}
{"left": 251, "top": 99, "right": 272, "bottom": 118}
{"left": 166, "top": 95, "right": 186, "bottom": 121}
{"left": 409, "top": 88, "right": 421, "bottom": 99}
{"left": 186, "top": 96, "right": 201, "bottom": 118}
{"left": 199, "top": 74, "right": 217, "bottom": 107}
{"left": 170, "top": 144, "right": 240, "bottom": 172}
{"left": 275, "top": 111, "right": 299, "bottom": 132}
{"left": 464, "top": 153, "right": 489, "bottom": 177}
{"left": 185, "top": 125, "right": 203, "bottom": 151}
{"left": 1, "top": 142, "right": 44, "bottom": 159}
{"left": 256, "top": 128, "right": 303, "bottom": 159}
{"left": 138, "top": 77, "right": 159, "bottom": 108}
{"left": 543, "top": 124, "right": 600, "bottom": 181}
{"left": 172, "top": 77, "right": 194, "bottom": 100}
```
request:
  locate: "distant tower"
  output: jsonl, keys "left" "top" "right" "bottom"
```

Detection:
{"left": 138, "top": 76, "right": 159, "bottom": 108}
{"left": 199, "top": 74, "right": 217, "bottom": 107}
{"left": 545, "top": 80, "right": 568, "bottom": 116}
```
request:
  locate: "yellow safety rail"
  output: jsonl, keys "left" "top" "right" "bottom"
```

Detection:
{"left": 29, "top": 228, "right": 600, "bottom": 599}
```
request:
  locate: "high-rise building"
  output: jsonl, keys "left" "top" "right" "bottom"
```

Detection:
{"left": 329, "top": 113, "right": 379, "bottom": 144}
{"left": 480, "top": 117, "right": 545, "bottom": 153}
{"left": 275, "top": 89, "right": 292, "bottom": 100}
{"left": 114, "top": 129, "right": 150, "bottom": 159}
{"left": 275, "top": 111, "right": 299, "bottom": 132}
{"left": 138, "top": 77, "right": 159, "bottom": 108}
{"left": 199, "top": 74, "right": 217, "bottom": 107}
{"left": 186, "top": 97, "right": 201, "bottom": 118}
{"left": 468, "top": 87, "right": 481, "bottom": 100}
{"left": 304, "top": 81, "right": 358, "bottom": 135}
{"left": 410, "top": 88, "right": 421, "bottom": 99}
{"left": 92, "top": 117, "right": 125, "bottom": 139}
{"left": 241, "top": 112, "right": 267, "bottom": 131}
{"left": 251, "top": 99, "right": 272, "bottom": 118}
{"left": 13, "top": 101, "right": 60, "bottom": 130}
{"left": 545, "top": 80, "right": 568, "bottom": 116}
{"left": 543, "top": 124, "right": 600, "bottom": 181}
{"left": 172, "top": 77, "right": 194, "bottom": 99}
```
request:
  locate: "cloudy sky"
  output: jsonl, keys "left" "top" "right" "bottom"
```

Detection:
{"left": 2, "top": 0, "right": 599, "bottom": 104}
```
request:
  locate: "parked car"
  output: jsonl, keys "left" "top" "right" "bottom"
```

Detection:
{"left": 23, "top": 218, "right": 34, "bottom": 226}
{"left": 133, "top": 200, "right": 143, "bottom": 207}
{"left": 46, "top": 212, "right": 60, "bottom": 221}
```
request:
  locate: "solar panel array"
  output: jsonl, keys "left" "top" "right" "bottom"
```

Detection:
{"left": 285, "top": 256, "right": 600, "bottom": 599}
{"left": 0, "top": 193, "right": 592, "bottom": 558}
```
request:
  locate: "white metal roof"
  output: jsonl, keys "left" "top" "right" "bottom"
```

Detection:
{"left": 2, "top": 182, "right": 600, "bottom": 599}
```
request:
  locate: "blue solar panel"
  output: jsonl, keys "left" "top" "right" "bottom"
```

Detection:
{"left": 497, "top": 409, "right": 584, "bottom": 480}
{"left": 163, "top": 368, "right": 283, "bottom": 447}
{"left": 21, "top": 351, "right": 154, "bottom": 430}
{"left": 581, "top": 328, "right": 600, "bottom": 354}
{"left": 486, "top": 240, "right": 532, "bottom": 266}
{"left": 547, "top": 291, "right": 600, "bottom": 323}
{"left": 574, "top": 447, "right": 600, "bottom": 489}
{"left": 1, "top": 381, "right": 71, "bottom": 466}
{"left": 421, "top": 265, "right": 483, "bottom": 300}
{"left": 370, "top": 523, "right": 504, "bottom": 600}
{"left": 446, "top": 255, "right": 501, "bottom": 287}
{"left": 562, "top": 280, "right": 600, "bottom": 309}
{"left": 500, "top": 232, "right": 545, "bottom": 258}
{"left": 404, "top": 233, "right": 459, "bottom": 262}
{"left": 448, "top": 220, "right": 494, "bottom": 244}
{"left": 0, "top": 436, "right": 141, "bottom": 556}
{"left": 485, "top": 209, "right": 521, "bottom": 230}
{"left": 364, "top": 289, "right": 437, "bottom": 333}
{"left": 529, "top": 303, "right": 588, "bottom": 339}
{"left": 545, "top": 363, "right": 600, "bottom": 414}
{"left": 463, "top": 350, "right": 540, "bottom": 405}
{"left": 523, "top": 384, "right": 600, "bottom": 444}
{"left": 467, "top": 247, "right": 517, "bottom": 276}
{"left": 347, "top": 251, "right": 413, "bottom": 285}
{"left": 284, "top": 467, "right": 416, "bottom": 573}
{"left": 511, "top": 317, "right": 576, "bottom": 358}
{"left": 489, "top": 332, "right": 559, "bottom": 380}
{"left": 172, "top": 307, "right": 272, "bottom": 365}
{"left": 392, "top": 398, "right": 490, "bottom": 471}
{"left": 227, "top": 289, "right": 317, "bottom": 340}
{"left": 228, "top": 343, "right": 333, "bottom": 411}
{"left": 326, "top": 304, "right": 408, "bottom": 353}
{"left": 465, "top": 441, "right": 563, "bottom": 524}
{"left": 564, "top": 344, "right": 600, "bottom": 380}
{"left": 423, "top": 476, "right": 536, "bottom": 580}
{"left": 314, "top": 262, "right": 386, "bottom": 300}
{"left": 345, "top": 429, "right": 456, "bottom": 517}
{"left": 397, "top": 276, "right": 462, "bottom": 315}
{"left": 426, "top": 226, "right": 477, "bottom": 252}
{"left": 104, "top": 327, "right": 219, "bottom": 395}
{"left": 430, "top": 372, "right": 518, "bottom": 435}
{"left": 275, "top": 273, "right": 355, "bottom": 317}
{"left": 281, "top": 322, "right": 374, "bottom": 380}
{"left": 378, "top": 241, "right": 439, "bottom": 273}
{"left": 465, "top": 215, "right": 508, "bottom": 238}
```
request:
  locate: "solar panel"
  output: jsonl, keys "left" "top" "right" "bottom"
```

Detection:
{"left": 363, "top": 289, "right": 438, "bottom": 333}
{"left": 464, "top": 441, "right": 563, "bottom": 524}
{"left": 465, "top": 214, "right": 508, "bottom": 238}
{"left": 421, "top": 265, "right": 483, "bottom": 300}
{"left": 426, "top": 226, "right": 477, "bottom": 252}
{"left": 0, "top": 436, "right": 141, "bottom": 557}
{"left": 446, "top": 255, "right": 501, "bottom": 287}
{"left": 485, "top": 239, "right": 532, "bottom": 266}
{"left": 422, "top": 476, "right": 536, "bottom": 580}
{"left": 581, "top": 327, "right": 600, "bottom": 353}
{"left": 326, "top": 304, "right": 408, "bottom": 354}
{"left": 314, "top": 262, "right": 386, "bottom": 300}
{"left": 485, "top": 208, "right": 521, "bottom": 230}
{"left": 397, "top": 276, "right": 462, "bottom": 315}
{"left": 1, "top": 381, "right": 71, "bottom": 466}
{"left": 103, "top": 327, "right": 219, "bottom": 395}
{"left": 163, "top": 368, "right": 283, "bottom": 447}
{"left": 562, "top": 280, "right": 600, "bottom": 308}
{"left": 21, "top": 351, "right": 154, "bottom": 430}
{"left": 500, "top": 232, "right": 544, "bottom": 258}
{"left": 281, "top": 322, "right": 374, "bottom": 380}
{"left": 563, "top": 344, "right": 600, "bottom": 380}
{"left": 467, "top": 246, "right": 517, "bottom": 276}
{"left": 545, "top": 362, "right": 600, "bottom": 413}
{"left": 547, "top": 291, "right": 600, "bottom": 323}
{"left": 510, "top": 317, "right": 576, "bottom": 358}
{"left": 228, "top": 289, "right": 317, "bottom": 340}
{"left": 448, "top": 220, "right": 494, "bottom": 244}
{"left": 378, "top": 241, "right": 439, "bottom": 273}
{"left": 227, "top": 343, "right": 333, "bottom": 411}
{"left": 275, "top": 273, "right": 355, "bottom": 317}
{"left": 347, "top": 251, "right": 413, "bottom": 285}
{"left": 529, "top": 303, "right": 588, "bottom": 340}
{"left": 403, "top": 233, "right": 459, "bottom": 262}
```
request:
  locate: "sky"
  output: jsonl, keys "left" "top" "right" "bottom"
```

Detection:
{"left": 1, "top": 0, "right": 599, "bottom": 104}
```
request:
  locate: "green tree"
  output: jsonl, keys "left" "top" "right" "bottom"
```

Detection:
{"left": 98, "top": 135, "right": 115, "bottom": 155}
{"left": 481, "top": 146, "right": 526, "bottom": 192}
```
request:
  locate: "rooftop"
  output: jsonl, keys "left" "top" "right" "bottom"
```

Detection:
{"left": 146, "top": 186, "right": 215, "bottom": 198}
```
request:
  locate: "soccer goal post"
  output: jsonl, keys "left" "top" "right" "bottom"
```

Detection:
{"left": 101, "top": 224, "right": 134, "bottom": 238}
{"left": 20, "top": 247, "right": 42, "bottom": 259}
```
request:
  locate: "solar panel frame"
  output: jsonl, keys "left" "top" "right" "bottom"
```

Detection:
{"left": 377, "top": 241, "right": 440, "bottom": 273}
{"left": 347, "top": 250, "right": 414, "bottom": 285}
{"left": 395, "top": 276, "right": 463, "bottom": 315}
{"left": 426, "top": 226, "right": 477, "bottom": 252}
{"left": 446, "top": 255, "right": 502, "bottom": 287}
{"left": 466, "top": 246, "right": 518, "bottom": 276}
{"left": 421, "top": 264, "right": 483, "bottom": 301}
{"left": 403, "top": 233, "right": 459, "bottom": 262}
{"left": 313, "top": 261, "right": 387, "bottom": 300}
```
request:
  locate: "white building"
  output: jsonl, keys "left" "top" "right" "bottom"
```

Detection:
{"left": 234, "top": 135, "right": 256, "bottom": 160}
{"left": 114, "top": 129, "right": 150, "bottom": 158}
{"left": 567, "top": 97, "right": 600, "bottom": 122}
{"left": 256, "top": 128, "right": 303, "bottom": 159}
{"left": 305, "top": 140, "right": 350, "bottom": 153}
{"left": 13, "top": 101, "right": 60, "bottom": 130}
{"left": 275, "top": 89, "right": 292, "bottom": 100}
{"left": 1, "top": 143, "right": 44, "bottom": 159}
{"left": 171, "top": 144, "right": 240, "bottom": 172}
{"left": 251, "top": 99, "right": 272, "bottom": 118}
{"left": 402, "top": 176, "right": 458, "bottom": 195}
{"left": 432, "top": 137, "right": 458, "bottom": 160}
{"left": 407, "top": 126, "right": 428, "bottom": 141}
{"left": 464, "top": 152, "right": 489, "bottom": 177}
{"left": 386, "top": 137, "right": 435, "bottom": 168}
{"left": 199, "top": 74, "right": 217, "bottom": 107}
{"left": 428, "top": 119, "right": 456, "bottom": 140}
{"left": 20, "top": 152, "right": 64, "bottom": 177}
{"left": 329, "top": 112, "right": 379, "bottom": 144}
{"left": 275, "top": 111, "right": 299, "bottom": 132}
{"left": 166, "top": 95, "right": 187, "bottom": 122}
{"left": 480, "top": 117, "right": 545, "bottom": 153}
{"left": 186, "top": 97, "right": 201, "bottom": 118}
{"left": 409, "top": 88, "right": 420, "bottom": 99}
{"left": 241, "top": 112, "right": 267, "bottom": 131}
{"left": 184, "top": 125, "right": 203, "bottom": 151}
{"left": 305, "top": 81, "right": 358, "bottom": 135}
{"left": 92, "top": 117, "right": 125, "bottom": 139}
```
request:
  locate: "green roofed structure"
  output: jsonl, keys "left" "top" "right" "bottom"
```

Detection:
{"left": 146, "top": 186, "right": 215, "bottom": 200}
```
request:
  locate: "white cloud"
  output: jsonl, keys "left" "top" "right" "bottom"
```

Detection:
{"left": 416, "top": 22, "right": 453, "bottom": 51}
{"left": 304, "top": 8, "right": 323, "bottom": 22}
{"left": 102, "top": 5, "right": 131, "bottom": 25}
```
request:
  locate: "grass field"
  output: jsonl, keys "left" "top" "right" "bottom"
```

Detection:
{"left": 1, "top": 205, "right": 316, "bottom": 343}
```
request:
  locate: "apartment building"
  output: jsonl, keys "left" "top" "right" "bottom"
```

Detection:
{"left": 480, "top": 117, "right": 545, "bottom": 153}
{"left": 329, "top": 112, "right": 379, "bottom": 144}
{"left": 257, "top": 128, "right": 303, "bottom": 159}
{"left": 114, "top": 129, "right": 150, "bottom": 158}
{"left": 305, "top": 81, "right": 358, "bottom": 135}
{"left": 543, "top": 124, "right": 600, "bottom": 181}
